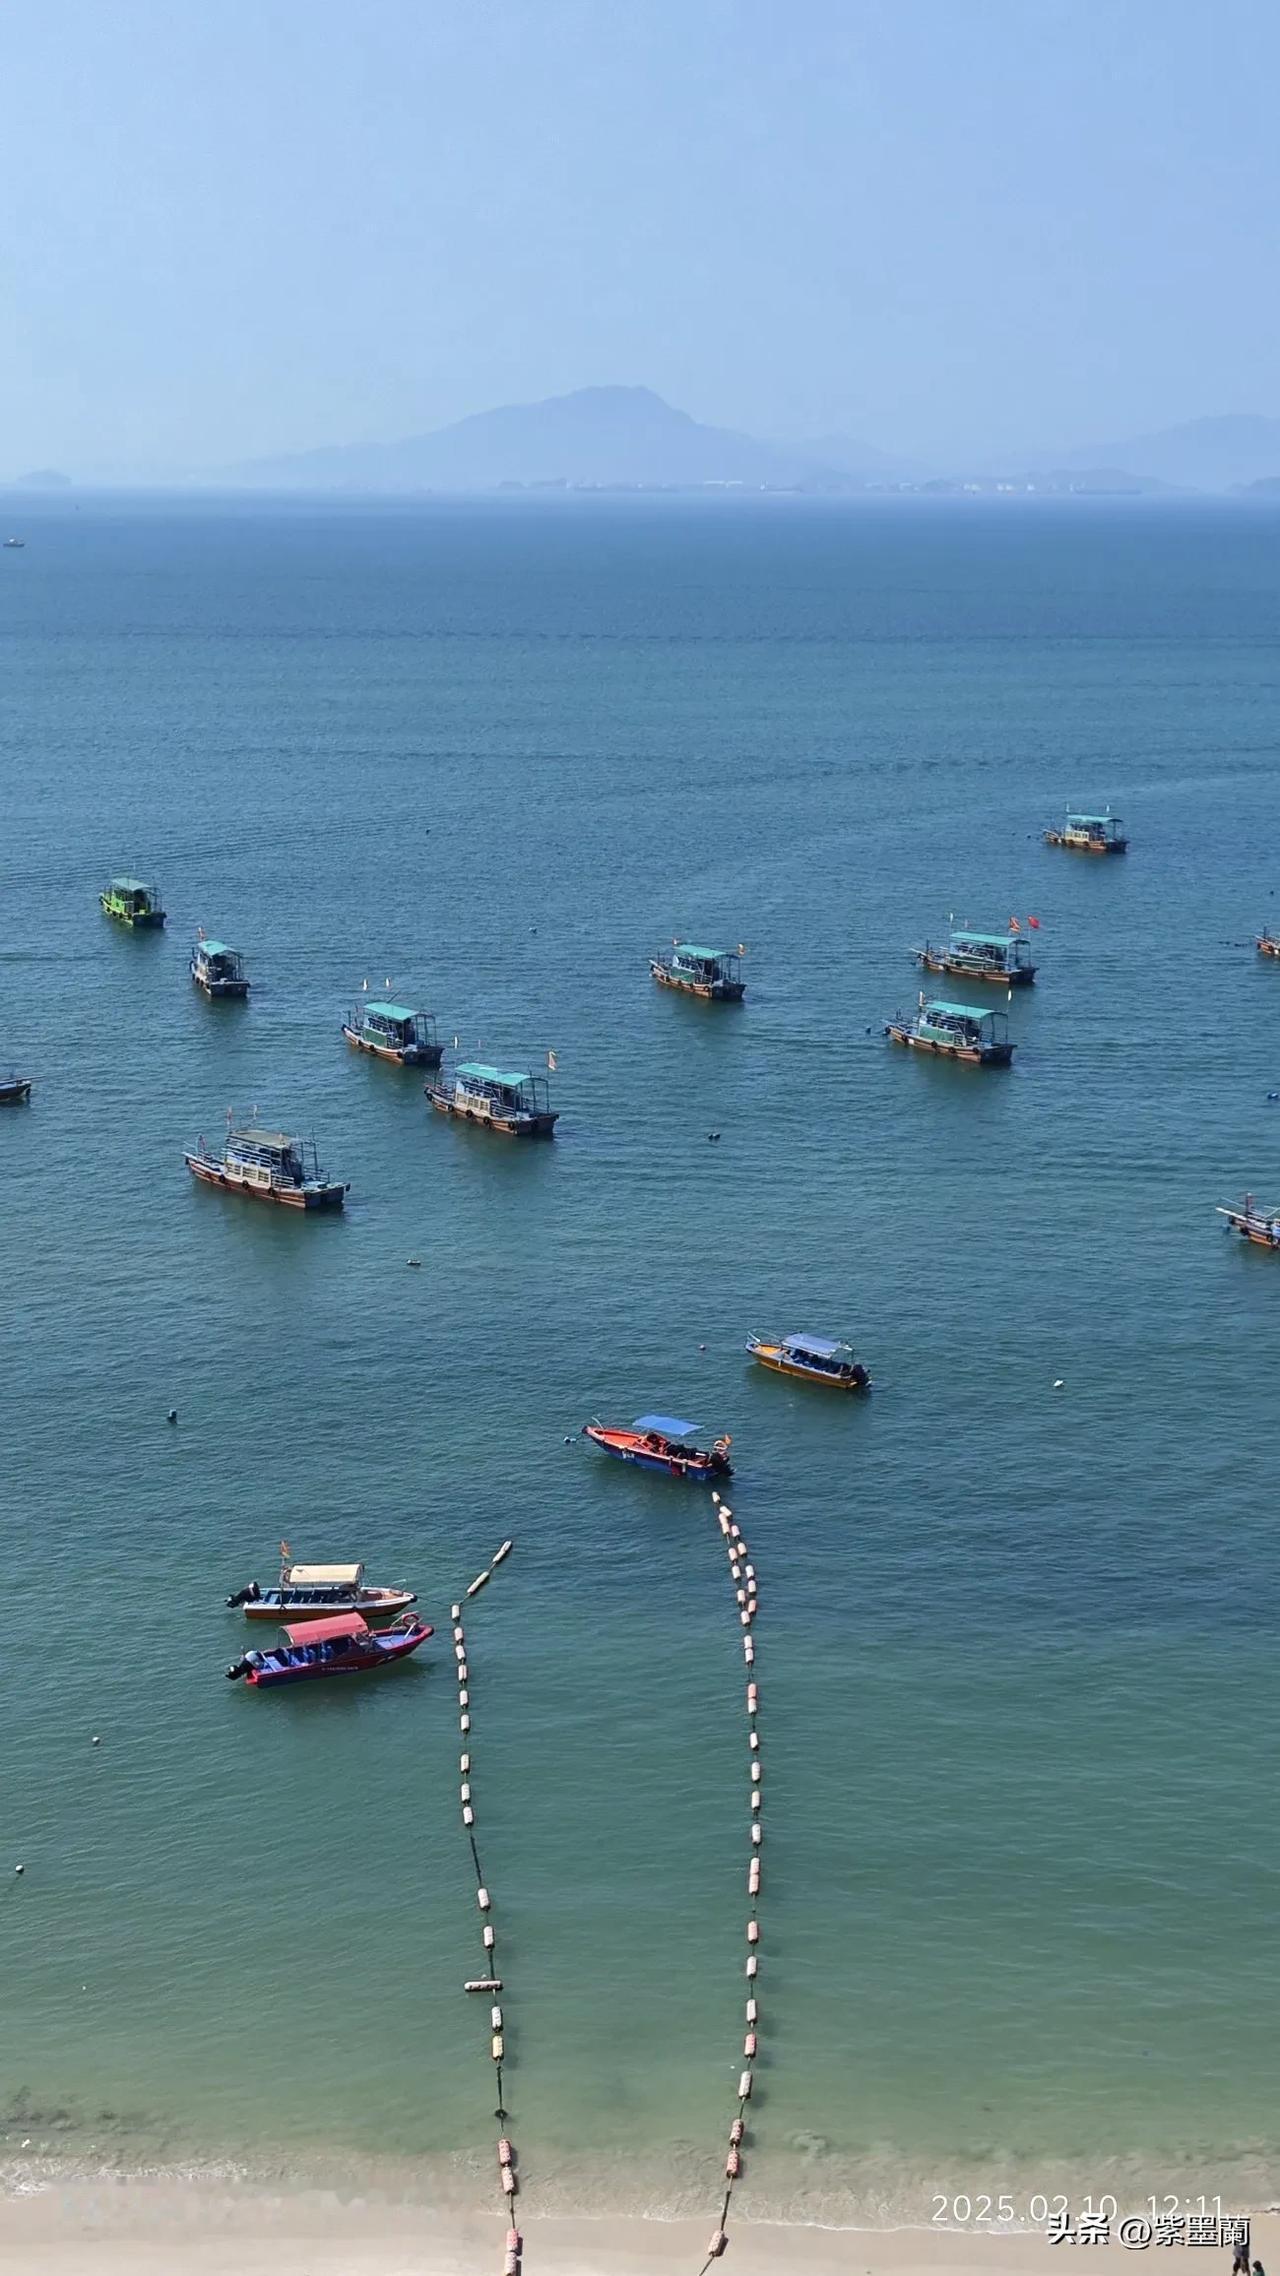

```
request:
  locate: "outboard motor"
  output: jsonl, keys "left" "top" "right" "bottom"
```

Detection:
{"left": 225, "top": 1582, "right": 260, "bottom": 1608}
{"left": 225, "top": 1657, "right": 251, "bottom": 1682}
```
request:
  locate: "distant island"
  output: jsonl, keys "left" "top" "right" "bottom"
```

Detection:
{"left": 12, "top": 397, "right": 1280, "bottom": 499}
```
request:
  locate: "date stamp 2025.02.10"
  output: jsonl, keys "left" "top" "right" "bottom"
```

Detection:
{"left": 930, "top": 2198, "right": 1254, "bottom": 2252}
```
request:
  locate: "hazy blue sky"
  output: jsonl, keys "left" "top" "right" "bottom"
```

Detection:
{"left": 3, "top": 0, "right": 1278, "bottom": 473}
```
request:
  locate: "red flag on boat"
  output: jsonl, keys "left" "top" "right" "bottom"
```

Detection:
{"left": 1008, "top": 915, "right": 1021, "bottom": 933}
{"left": 1028, "top": 914, "right": 1041, "bottom": 929}
{"left": 280, "top": 1540, "right": 291, "bottom": 1559}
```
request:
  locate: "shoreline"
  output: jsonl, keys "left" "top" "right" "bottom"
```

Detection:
{"left": 1, "top": 2169, "right": 1276, "bottom": 2276}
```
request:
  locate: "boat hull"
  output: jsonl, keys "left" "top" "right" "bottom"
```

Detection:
{"left": 343, "top": 1024, "right": 443, "bottom": 1068}
{"left": 0, "top": 1080, "right": 31, "bottom": 1104}
{"left": 428, "top": 1090, "right": 557, "bottom": 1138}
{"left": 582, "top": 1424, "right": 731, "bottom": 1482}
{"left": 192, "top": 971, "right": 250, "bottom": 998}
{"left": 241, "top": 1589, "right": 416, "bottom": 1623}
{"left": 236, "top": 1623, "right": 432, "bottom": 1687}
{"left": 1221, "top": 1211, "right": 1280, "bottom": 1248}
{"left": 749, "top": 1345, "right": 869, "bottom": 1390}
{"left": 184, "top": 1154, "right": 346, "bottom": 1209}
{"left": 886, "top": 1024, "right": 1013, "bottom": 1067}
{"left": 1042, "top": 832, "right": 1127, "bottom": 855}
{"left": 650, "top": 961, "right": 745, "bottom": 1001}
{"left": 917, "top": 952, "right": 1035, "bottom": 987}
{"left": 101, "top": 898, "right": 165, "bottom": 926}
{"left": 1258, "top": 936, "right": 1280, "bottom": 958}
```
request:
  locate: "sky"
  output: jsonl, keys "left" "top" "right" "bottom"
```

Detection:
{"left": 2, "top": 0, "right": 1279, "bottom": 475}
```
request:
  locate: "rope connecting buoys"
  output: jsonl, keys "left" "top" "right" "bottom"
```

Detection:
{"left": 693, "top": 1500, "right": 768, "bottom": 2276}
{"left": 448, "top": 1543, "right": 521, "bottom": 2272}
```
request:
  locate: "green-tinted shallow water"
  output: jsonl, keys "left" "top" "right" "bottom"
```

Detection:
{"left": 2, "top": 496, "right": 1279, "bottom": 2224}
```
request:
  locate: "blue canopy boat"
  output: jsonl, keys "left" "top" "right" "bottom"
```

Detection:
{"left": 915, "top": 928, "right": 1036, "bottom": 987}
{"left": 427, "top": 1061, "right": 558, "bottom": 1137}
{"left": 343, "top": 999, "right": 442, "bottom": 1067}
{"left": 582, "top": 1413, "right": 733, "bottom": 1481}
{"left": 1043, "top": 811, "right": 1128, "bottom": 854}
{"left": 885, "top": 997, "right": 1015, "bottom": 1067}
{"left": 190, "top": 936, "right": 250, "bottom": 998}
{"left": 650, "top": 943, "right": 746, "bottom": 1001}
{"left": 747, "top": 1331, "right": 870, "bottom": 1390}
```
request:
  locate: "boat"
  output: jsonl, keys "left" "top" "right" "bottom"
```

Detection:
{"left": 582, "top": 1414, "right": 733, "bottom": 1482}
{"left": 184, "top": 1120, "right": 348, "bottom": 1209}
{"left": 225, "top": 1610, "right": 432, "bottom": 1688}
{"left": 0, "top": 1076, "right": 32, "bottom": 1104}
{"left": 1216, "top": 1194, "right": 1280, "bottom": 1250}
{"left": 227, "top": 1558, "right": 417, "bottom": 1623}
{"left": 427, "top": 1061, "right": 558, "bottom": 1137}
{"left": 343, "top": 999, "right": 442, "bottom": 1067}
{"left": 4, "top": 537, "right": 24, "bottom": 549}
{"left": 1257, "top": 931, "right": 1280, "bottom": 958}
{"left": 746, "top": 1332, "right": 870, "bottom": 1390}
{"left": 650, "top": 942, "right": 745, "bottom": 1000}
{"left": 885, "top": 997, "right": 1015, "bottom": 1066}
{"left": 915, "top": 927, "right": 1036, "bottom": 987}
{"left": 100, "top": 876, "right": 165, "bottom": 927}
{"left": 190, "top": 935, "right": 250, "bottom": 998}
{"left": 1043, "top": 811, "right": 1128, "bottom": 855}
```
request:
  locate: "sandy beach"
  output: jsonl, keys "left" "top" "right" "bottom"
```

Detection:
{"left": 0, "top": 2180, "right": 1274, "bottom": 2276}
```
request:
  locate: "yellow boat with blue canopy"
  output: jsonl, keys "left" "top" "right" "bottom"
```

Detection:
{"left": 747, "top": 1332, "right": 870, "bottom": 1390}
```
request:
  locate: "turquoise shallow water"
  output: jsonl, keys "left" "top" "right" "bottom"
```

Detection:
{"left": 2, "top": 496, "right": 1279, "bottom": 2223}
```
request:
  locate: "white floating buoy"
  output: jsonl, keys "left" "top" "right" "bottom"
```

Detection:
{"left": 460, "top": 1752, "right": 471, "bottom": 1774}
{"left": 477, "top": 1885, "right": 491, "bottom": 1911}
{"left": 738, "top": 2069, "right": 753, "bottom": 2099}
{"left": 91, "top": 1735, "right": 101, "bottom": 1746}
{"left": 483, "top": 1924, "right": 495, "bottom": 1950}
{"left": 1053, "top": 1378, "right": 1065, "bottom": 1389}
{"left": 407, "top": 1257, "right": 422, "bottom": 1268}
{"left": 746, "top": 1954, "right": 758, "bottom": 1979}
{"left": 458, "top": 1688, "right": 469, "bottom": 1707}
{"left": 460, "top": 1713, "right": 471, "bottom": 1732}
{"left": 463, "top": 1805, "right": 475, "bottom": 1827}
{"left": 14, "top": 1863, "right": 24, "bottom": 1875}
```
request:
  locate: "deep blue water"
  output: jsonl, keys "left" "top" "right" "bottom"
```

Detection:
{"left": 1, "top": 495, "right": 1278, "bottom": 2223}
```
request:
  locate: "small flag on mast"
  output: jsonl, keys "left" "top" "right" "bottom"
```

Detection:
{"left": 547, "top": 1050, "right": 557, "bottom": 1072}
{"left": 1009, "top": 915, "right": 1021, "bottom": 933}
{"left": 1028, "top": 914, "right": 1040, "bottom": 929}
{"left": 280, "top": 1540, "right": 291, "bottom": 1559}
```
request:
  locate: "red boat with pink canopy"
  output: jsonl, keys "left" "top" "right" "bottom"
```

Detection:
{"left": 226, "top": 1609, "right": 432, "bottom": 1688}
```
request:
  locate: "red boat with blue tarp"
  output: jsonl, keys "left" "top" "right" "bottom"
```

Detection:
{"left": 582, "top": 1413, "right": 733, "bottom": 1483}
{"left": 225, "top": 1609, "right": 432, "bottom": 1688}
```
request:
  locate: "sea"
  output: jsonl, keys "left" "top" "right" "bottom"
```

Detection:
{"left": 1, "top": 493, "right": 1279, "bottom": 2231}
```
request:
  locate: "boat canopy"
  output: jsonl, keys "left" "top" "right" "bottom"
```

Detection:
{"left": 633, "top": 1412, "right": 700, "bottom": 1438}
{"left": 457, "top": 1062, "right": 527, "bottom": 1089}
{"left": 286, "top": 1562, "right": 362, "bottom": 1586}
{"left": 110, "top": 876, "right": 156, "bottom": 894}
{"left": 199, "top": 938, "right": 231, "bottom": 958}
{"left": 675, "top": 943, "right": 730, "bottom": 962}
{"left": 951, "top": 931, "right": 1014, "bottom": 951}
{"left": 231, "top": 1127, "right": 295, "bottom": 1153}
{"left": 1067, "top": 812, "right": 1123, "bottom": 830}
{"left": 284, "top": 1612, "right": 370, "bottom": 1647}
{"left": 366, "top": 1002, "right": 416, "bottom": 1024}
{"left": 925, "top": 1001, "right": 983, "bottom": 1023}
{"left": 783, "top": 1333, "right": 852, "bottom": 1360}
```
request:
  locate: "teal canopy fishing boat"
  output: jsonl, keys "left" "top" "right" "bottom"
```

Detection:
{"left": 101, "top": 876, "right": 165, "bottom": 927}
{"left": 650, "top": 943, "right": 745, "bottom": 1000}
{"left": 885, "top": 998, "right": 1014, "bottom": 1067}
{"left": 915, "top": 928, "right": 1036, "bottom": 987}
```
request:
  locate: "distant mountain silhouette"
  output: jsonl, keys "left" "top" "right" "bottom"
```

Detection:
{"left": 7, "top": 467, "right": 72, "bottom": 489}
{"left": 231, "top": 386, "right": 853, "bottom": 493}
{"left": 1235, "top": 473, "right": 1280, "bottom": 496}
{"left": 1044, "top": 415, "right": 1280, "bottom": 492}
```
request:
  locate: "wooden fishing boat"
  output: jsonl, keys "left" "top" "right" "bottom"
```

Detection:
{"left": 226, "top": 1558, "right": 416, "bottom": 1623}
{"left": 915, "top": 928, "right": 1036, "bottom": 987}
{"left": 885, "top": 998, "right": 1015, "bottom": 1067}
{"left": 1257, "top": 931, "right": 1280, "bottom": 958}
{"left": 650, "top": 942, "right": 745, "bottom": 1001}
{"left": 343, "top": 999, "right": 442, "bottom": 1067}
{"left": 1216, "top": 1194, "right": 1280, "bottom": 1249}
{"left": 0, "top": 1076, "right": 32, "bottom": 1104}
{"left": 100, "top": 876, "right": 165, "bottom": 927}
{"left": 190, "top": 935, "right": 250, "bottom": 998}
{"left": 1043, "top": 811, "right": 1127, "bottom": 854}
{"left": 427, "top": 1061, "right": 558, "bottom": 1137}
{"left": 225, "top": 1610, "right": 432, "bottom": 1688}
{"left": 746, "top": 1332, "right": 870, "bottom": 1390}
{"left": 185, "top": 1121, "right": 348, "bottom": 1209}
{"left": 582, "top": 1414, "right": 733, "bottom": 1482}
